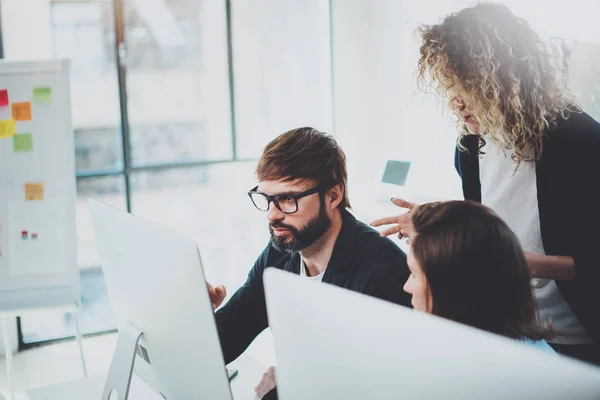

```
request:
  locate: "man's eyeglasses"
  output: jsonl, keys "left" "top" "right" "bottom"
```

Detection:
{"left": 248, "top": 185, "right": 321, "bottom": 214}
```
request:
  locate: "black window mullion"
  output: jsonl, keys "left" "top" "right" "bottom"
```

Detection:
{"left": 112, "top": 0, "right": 133, "bottom": 212}
{"left": 0, "top": 2, "right": 4, "bottom": 60}
{"left": 225, "top": 0, "right": 238, "bottom": 160}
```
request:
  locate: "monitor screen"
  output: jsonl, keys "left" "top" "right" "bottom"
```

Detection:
{"left": 381, "top": 160, "right": 411, "bottom": 186}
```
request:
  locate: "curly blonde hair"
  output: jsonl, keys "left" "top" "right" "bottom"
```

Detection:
{"left": 417, "top": 3, "right": 578, "bottom": 162}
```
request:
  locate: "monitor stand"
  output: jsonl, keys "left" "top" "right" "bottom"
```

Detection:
{"left": 101, "top": 322, "right": 143, "bottom": 400}
{"left": 100, "top": 322, "right": 238, "bottom": 400}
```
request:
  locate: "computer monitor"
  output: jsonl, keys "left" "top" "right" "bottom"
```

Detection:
{"left": 89, "top": 199, "right": 233, "bottom": 399}
{"left": 375, "top": 159, "right": 412, "bottom": 203}
{"left": 263, "top": 269, "right": 600, "bottom": 400}
{"left": 381, "top": 160, "right": 411, "bottom": 187}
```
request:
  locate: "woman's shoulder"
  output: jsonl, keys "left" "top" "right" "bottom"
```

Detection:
{"left": 542, "top": 110, "right": 600, "bottom": 163}
{"left": 548, "top": 110, "right": 600, "bottom": 144}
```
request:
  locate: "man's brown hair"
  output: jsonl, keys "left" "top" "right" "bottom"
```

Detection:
{"left": 256, "top": 127, "right": 350, "bottom": 209}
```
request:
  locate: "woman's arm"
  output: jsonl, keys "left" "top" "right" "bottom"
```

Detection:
{"left": 525, "top": 252, "right": 575, "bottom": 281}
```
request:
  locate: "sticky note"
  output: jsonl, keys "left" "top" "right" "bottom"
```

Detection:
{"left": 33, "top": 87, "right": 52, "bottom": 103}
{"left": 13, "top": 133, "right": 33, "bottom": 152}
{"left": 0, "top": 119, "right": 16, "bottom": 138}
{"left": 0, "top": 90, "right": 8, "bottom": 107}
{"left": 24, "top": 183, "right": 44, "bottom": 201}
{"left": 12, "top": 102, "right": 32, "bottom": 121}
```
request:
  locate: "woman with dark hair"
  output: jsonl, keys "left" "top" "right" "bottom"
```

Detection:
{"left": 403, "top": 200, "right": 553, "bottom": 351}
{"left": 373, "top": 2, "right": 600, "bottom": 365}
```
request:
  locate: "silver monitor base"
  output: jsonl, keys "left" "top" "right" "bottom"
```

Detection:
{"left": 101, "top": 322, "right": 237, "bottom": 400}
{"left": 102, "top": 322, "right": 143, "bottom": 400}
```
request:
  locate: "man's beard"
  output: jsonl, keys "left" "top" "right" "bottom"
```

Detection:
{"left": 269, "top": 201, "right": 332, "bottom": 253}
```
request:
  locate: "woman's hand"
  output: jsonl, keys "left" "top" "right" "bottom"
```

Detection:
{"left": 524, "top": 252, "right": 575, "bottom": 281}
{"left": 371, "top": 198, "right": 418, "bottom": 240}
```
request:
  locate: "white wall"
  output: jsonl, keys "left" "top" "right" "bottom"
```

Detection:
{"left": 330, "top": 0, "right": 600, "bottom": 205}
{"left": 1, "top": 0, "right": 53, "bottom": 60}
{"left": 330, "top": 0, "right": 462, "bottom": 203}
{"left": 329, "top": 0, "right": 374, "bottom": 189}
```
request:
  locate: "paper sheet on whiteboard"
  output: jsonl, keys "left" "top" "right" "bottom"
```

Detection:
{"left": 8, "top": 198, "right": 66, "bottom": 275}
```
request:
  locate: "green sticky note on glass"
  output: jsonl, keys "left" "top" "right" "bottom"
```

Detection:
{"left": 13, "top": 133, "right": 33, "bottom": 152}
{"left": 33, "top": 87, "right": 52, "bottom": 102}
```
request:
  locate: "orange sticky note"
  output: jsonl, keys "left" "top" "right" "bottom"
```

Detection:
{"left": 12, "top": 102, "right": 32, "bottom": 121}
{"left": 0, "top": 118, "right": 16, "bottom": 138}
{"left": 24, "top": 183, "right": 44, "bottom": 201}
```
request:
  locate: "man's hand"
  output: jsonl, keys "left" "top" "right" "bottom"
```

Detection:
{"left": 207, "top": 282, "right": 227, "bottom": 310}
{"left": 370, "top": 198, "right": 418, "bottom": 240}
{"left": 254, "top": 366, "right": 276, "bottom": 398}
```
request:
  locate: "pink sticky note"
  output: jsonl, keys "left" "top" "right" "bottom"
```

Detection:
{"left": 0, "top": 90, "right": 8, "bottom": 107}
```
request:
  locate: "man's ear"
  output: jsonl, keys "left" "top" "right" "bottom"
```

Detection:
{"left": 326, "top": 184, "right": 344, "bottom": 210}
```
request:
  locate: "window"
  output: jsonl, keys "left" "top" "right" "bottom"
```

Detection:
{"left": 231, "top": 0, "right": 333, "bottom": 158}
{"left": 123, "top": 0, "right": 234, "bottom": 165}
{"left": 21, "top": 0, "right": 125, "bottom": 344}
{"left": 7, "top": 0, "right": 333, "bottom": 346}
{"left": 564, "top": 43, "right": 600, "bottom": 122}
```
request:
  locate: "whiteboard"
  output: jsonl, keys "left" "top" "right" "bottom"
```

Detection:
{"left": 0, "top": 59, "right": 80, "bottom": 311}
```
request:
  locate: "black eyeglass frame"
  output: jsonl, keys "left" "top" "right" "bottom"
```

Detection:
{"left": 247, "top": 185, "right": 322, "bottom": 214}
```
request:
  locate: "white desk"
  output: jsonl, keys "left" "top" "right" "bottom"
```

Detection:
{"left": 26, "top": 354, "right": 266, "bottom": 400}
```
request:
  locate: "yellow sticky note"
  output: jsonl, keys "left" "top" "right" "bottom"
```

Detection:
{"left": 0, "top": 118, "right": 16, "bottom": 139}
{"left": 12, "top": 102, "right": 32, "bottom": 121}
{"left": 24, "top": 183, "right": 44, "bottom": 201}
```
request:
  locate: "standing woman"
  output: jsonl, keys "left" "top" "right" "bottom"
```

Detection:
{"left": 372, "top": 3, "right": 600, "bottom": 365}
